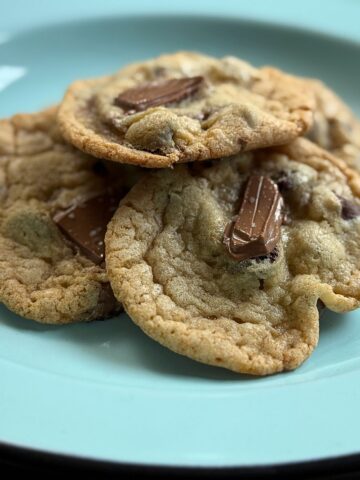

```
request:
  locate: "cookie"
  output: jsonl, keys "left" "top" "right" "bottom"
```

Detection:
{"left": 58, "top": 51, "right": 314, "bottom": 168}
{"left": 105, "top": 138, "right": 360, "bottom": 375}
{"left": 0, "top": 107, "right": 142, "bottom": 324}
{"left": 305, "top": 78, "right": 360, "bottom": 171}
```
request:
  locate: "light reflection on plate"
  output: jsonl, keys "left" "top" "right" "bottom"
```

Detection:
{"left": 0, "top": 66, "right": 26, "bottom": 92}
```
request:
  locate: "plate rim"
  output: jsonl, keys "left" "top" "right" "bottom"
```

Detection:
{"left": 7, "top": 12, "right": 360, "bottom": 49}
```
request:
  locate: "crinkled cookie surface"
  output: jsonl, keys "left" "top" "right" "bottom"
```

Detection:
{"left": 106, "top": 138, "right": 360, "bottom": 375}
{"left": 305, "top": 78, "right": 360, "bottom": 171}
{"left": 58, "top": 51, "right": 314, "bottom": 168}
{"left": 0, "top": 107, "right": 140, "bottom": 324}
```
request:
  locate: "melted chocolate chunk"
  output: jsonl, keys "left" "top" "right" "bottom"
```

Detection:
{"left": 114, "top": 76, "right": 204, "bottom": 112}
{"left": 223, "top": 175, "right": 284, "bottom": 261}
{"left": 339, "top": 196, "right": 360, "bottom": 220}
{"left": 53, "top": 189, "right": 124, "bottom": 264}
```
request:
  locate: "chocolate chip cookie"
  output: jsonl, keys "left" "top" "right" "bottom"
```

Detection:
{"left": 105, "top": 138, "right": 360, "bottom": 375}
{"left": 305, "top": 78, "right": 360, "bottom": 171}
{"left": 0, "top": 107, "right": 141, "bottom": 324}
{"left": 58, "top": 51, "right": 314, "bottom": 168}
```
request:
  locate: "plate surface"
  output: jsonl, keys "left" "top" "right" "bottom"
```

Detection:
{"left": 1, "top": 1, "right": 360, "bottom": 469}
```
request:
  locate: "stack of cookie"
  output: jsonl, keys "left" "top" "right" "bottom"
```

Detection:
{"left": 1, "top": 52, "right": 360, "bottom": 375}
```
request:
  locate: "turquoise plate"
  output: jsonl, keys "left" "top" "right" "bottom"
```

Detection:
{"left": 1, "top": 0, "right": 360, "bottom": 474}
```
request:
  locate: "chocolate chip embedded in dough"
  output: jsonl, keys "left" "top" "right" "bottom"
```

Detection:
{"left": 255, "top": 247, "right": 279, "bottom": 264}
{"left": 339, "top": 196, "right": 360, "bottom": 220}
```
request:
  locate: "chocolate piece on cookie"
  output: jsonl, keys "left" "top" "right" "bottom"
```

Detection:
{"left": 223, "top": 175, "right": 283, "bottom": 261}
{"left": 105, "top": 138, "right": 360, "bottom": 375}
{"left": 53, "top": 189, "right": 126, "bottom": 264}
{"left": 58, "top": 51, "right": 314, "bottom": 168}
{"left": 115, "top": 76, "right": 204, "bottom": 112}
{"left": 0, "top": 107, "right": 142, "bottom": 324}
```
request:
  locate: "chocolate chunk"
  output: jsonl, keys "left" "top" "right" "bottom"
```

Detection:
{"left": 114, "top": 76, "right": 204, "bottom": 112}
{"left": 53, "top": 189, "right": 123, "bottom": 264}
{"left": 223, "top": 175, "right": 283, "bottom": 261}
{"left": 339, "top": 196, "right": 360, "bottom": 220}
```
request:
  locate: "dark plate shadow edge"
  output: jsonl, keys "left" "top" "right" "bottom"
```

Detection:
{"left": 1, "top": 440, "right": 360, "bottom": 478}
